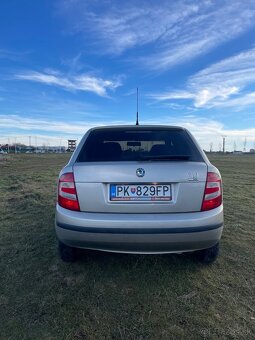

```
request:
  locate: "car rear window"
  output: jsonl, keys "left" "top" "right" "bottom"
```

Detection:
{"left": 77, "top": 128, "right": 203, "bottom": 162}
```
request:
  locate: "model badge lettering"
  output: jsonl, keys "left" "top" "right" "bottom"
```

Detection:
{"left": 187, "top": 172, "right": 198, "bottom": 181}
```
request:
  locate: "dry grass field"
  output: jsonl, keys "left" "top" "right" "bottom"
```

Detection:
{"left": 0, "top": 154, "right": 254, "bottom": 339}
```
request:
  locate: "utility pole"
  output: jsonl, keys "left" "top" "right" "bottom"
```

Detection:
{"left": 233, "top": 141, "right": 236, "bottom": 152}
{"left": 136, "top": 88, "right": 139, "bottom": 126}
{"left": 222, "top": 135, "right": 226, "bottom": 153}
{"left": 14, "top": 137, "right": 17, "bottom": 154}
{"left": 243, "top": 137, "right": 247, "bottom": 152}
{"left": 210, "top": 142, "right": 213, "bottom": 152}
{"left": 8, "top": 138, "right": 10, "bottom": 153}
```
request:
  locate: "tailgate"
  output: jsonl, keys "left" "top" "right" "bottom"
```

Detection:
{"left": 73, "top": 162, "right": 207, "bottom": 213}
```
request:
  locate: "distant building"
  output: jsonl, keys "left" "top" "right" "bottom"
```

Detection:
{"left": 250, "top": 149, "right": 255, "bottom": 153}
{"left": 68, "top": 139, "right": 77, "bottom": 152}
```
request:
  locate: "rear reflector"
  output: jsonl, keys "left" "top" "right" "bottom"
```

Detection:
{"left": 201, "top": 172, "right": 222, "bottom": 211}
{"left": 58, "top": 172, "right": 80, "bottom": 211}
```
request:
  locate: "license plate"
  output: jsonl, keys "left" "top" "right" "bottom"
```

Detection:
{"left": 110, "top": 184, "right": 171, "bottom": 201}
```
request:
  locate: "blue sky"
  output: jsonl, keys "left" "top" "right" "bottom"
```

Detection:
{"left": 0, "top": 0, "right": 255, "bottom": 150}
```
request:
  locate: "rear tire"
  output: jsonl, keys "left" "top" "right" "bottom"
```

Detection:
{"left": 196, "top": 242, "right": 219, "bottom": 264}
{"left": 58, "top": 241, "right": 76, "bottom": 262}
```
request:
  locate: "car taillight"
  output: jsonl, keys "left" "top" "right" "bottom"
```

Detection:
{"left": 58, "top": 172, "right": 80, "bottom": 211}
{"left": 201, "top": 172, "right": 222, "bottom": 211}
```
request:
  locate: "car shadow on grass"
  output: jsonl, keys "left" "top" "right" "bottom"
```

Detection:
{"left": 73, "top": 247, "right": 203, "bottom": 273}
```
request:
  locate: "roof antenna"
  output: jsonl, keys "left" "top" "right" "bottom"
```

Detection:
{"left": 136, "top": 87, "right": 139, "bottom": 125}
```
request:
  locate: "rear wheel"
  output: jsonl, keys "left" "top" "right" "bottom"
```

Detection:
{"left": 196, "top": 242, "right": 220, "bottom": 264}
{"left": 58, "top": 241, "right": 76, "bottom": 262}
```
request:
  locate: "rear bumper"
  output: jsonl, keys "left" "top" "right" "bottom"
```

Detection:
{"left": 55, "top": 205, "right": 224, "bottom": 254}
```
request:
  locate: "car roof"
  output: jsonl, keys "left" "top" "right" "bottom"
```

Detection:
{"left": 89, "top": 125, "right": 185, "bottom": 132}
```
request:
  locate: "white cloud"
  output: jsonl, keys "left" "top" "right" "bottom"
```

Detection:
{"left": 0, "top": 49, "right": 30, "bottom": 61}
{"left": 150, "top": 47, "right": 255, "bottom": 108}
{"left": 0, "top": 114, "right": 99, "bottom": 135}
{"left": 59, "top": 1, "right": 255, "bottom": 69}
{"left": 143, "top": 1, "right": 255, "bottom": 70}
{"left": 59, "top": 2, "right": 199, "bottom": 55}
{"left": 189, "top": 48, "right": 255, "bottom": 90}
{"left": 194, "top": 87, "right": 239, "bottom": 107}
{"left": 213, "top": 92, "right": 255, "bottom": 108}
{"left": 15, "top": 71, "right": 122, "bottom": 97}
{"left": 151, "top": 91, "right": 194, "bottom": 101}
{"left": 149, "top": 87, "right": 240, "bottom": 108}
{"left": 0, "top": 114, "right": 254, "bottom": 151}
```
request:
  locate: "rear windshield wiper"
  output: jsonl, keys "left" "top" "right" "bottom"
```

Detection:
{"left": 140, "top": 154, "right": 191, "bottom": 161}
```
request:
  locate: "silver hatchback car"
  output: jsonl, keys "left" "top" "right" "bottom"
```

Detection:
{"left": 55, "top": 125, "right": 223, "bottom": 263}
